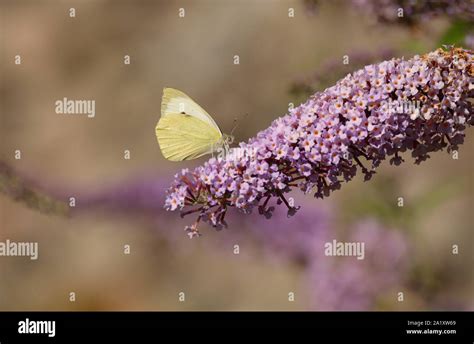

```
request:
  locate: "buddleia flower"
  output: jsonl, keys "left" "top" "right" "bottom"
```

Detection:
{"left": 166, "top": 47, "right": 473, "bottom": 236}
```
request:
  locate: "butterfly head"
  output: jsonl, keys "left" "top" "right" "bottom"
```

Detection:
{"left": 221, "top": 133, "right": 234, "bottom": 156}
{"left": 209, "top": 133, "right": 234, "bottom": 160}
{"left": 222, "top": 133, "right": 234, "bottom": 145}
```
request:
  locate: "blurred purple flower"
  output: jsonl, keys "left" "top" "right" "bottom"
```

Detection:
{"left": 306, "top": 219, "right": 408, "bottom": 310}
{"left": 166, "top": 47, "right": 474, "bottom": 236}
{"left": 248, "top": 196, "right": 333, "bottom": 265}
{"left": 351, "top": 0, "right": 474, "bottom": 24}
{"left": 229, "top": 196, "right": 408, "bottom": 310}
{"left": 74, "top": 176, "right": 171, "bottom": 214}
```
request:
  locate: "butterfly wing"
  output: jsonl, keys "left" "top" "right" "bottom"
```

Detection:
{"left": 156, "top": 89, "right": 223, "bottom": 161}
{"left": 156, "top": 114, "right": 222, "bottom": 161}
{"left": 160, "top": 88, "right": 222, "bottom": 134}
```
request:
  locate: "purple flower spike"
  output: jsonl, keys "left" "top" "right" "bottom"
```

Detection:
{"left": 166, "top": 47, "right": 473, "bottom": 235}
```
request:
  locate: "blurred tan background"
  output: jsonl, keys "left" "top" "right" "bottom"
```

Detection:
{"left": 0, "top": 0, "right": 472, "bottom": 310}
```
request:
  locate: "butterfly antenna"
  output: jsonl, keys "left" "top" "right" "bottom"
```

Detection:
{"left": 230, "top": 118, "right": 238, "bottom": 136}
{"left": 230, "top": 113, "right": 248, "bottom": 136}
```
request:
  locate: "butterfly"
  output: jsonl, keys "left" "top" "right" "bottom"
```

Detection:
{"left": 155, "top": 88, "right": 233, "bottom": 161}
